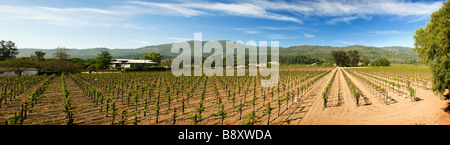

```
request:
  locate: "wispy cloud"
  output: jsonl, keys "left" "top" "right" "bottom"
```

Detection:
{"left": 0, "top": 0, "right": 444, "bottom": 49}
{"left": 133, "top": 40, "right": 154, "bottom": 45}
{"left": 373, "top": 30, "right": 408, "bottom": 35}
{"left": 167, "top": 37, "right": 193, "bottom": 42}
{"left": 0, "top": 0, "right": 443, "bottom": 28}
{"left": 132, "top": 0, "right": 442, "bottom": 25}
{"left": 127, "top": 1, "right": 302, "bottom": 23}
{"left": 179, "top": 2, "right": 303, "bottom": 23}
{"left": 317, "top": 0, "right": 442, "bottom": 24}
{"left": 334, "top": 40, "right": 366, "bottom": 46}
{"left": 121, "top": 24, "right": 157, "bottom": 31}
{"left": 258, "top": 26, "right": 301, "bottom": 30}
{"left": 266, "top": 34, "right": 296, "bottom": 40}
{"left": 254, "top": 0, "right": 443, "bottom": 24}
{"left": 0, "top": 5, "right": 123, "bottom": 27}
{"left": 126, "top": 1, "right": 205, "bottom": 17}
{"left": 233, "top": 26, "right": 310, "bottom": 36}
{"left": 334, "top": 40, "right": 355, "bottom": 45}
{"left": 304, "top": 34, "right": 315, "bottom": 38}
{"left": 233, "top": 28, "right": 262, "bottom": 34}
{"left": 326, "top": 16, "right": 359, "bottom": 24}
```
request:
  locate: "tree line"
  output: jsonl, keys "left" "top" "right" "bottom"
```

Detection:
{"left": 1, "top": 46, "right": 84, "bottom": 75}
{"left": 0, "top": 43, "right": 166, "bottom": 75}
{"left": 413, "top": 0, "right": 449, "bottom": 97}
{"left": 331, "top": 49, "right": 390, "bottom": 67}
{"left": 279, "top": 55, "right": 320, "bottom": 65}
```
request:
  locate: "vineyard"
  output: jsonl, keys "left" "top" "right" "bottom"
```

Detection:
{"left": 0, "top": 65, "right": 447, "bottom": 125}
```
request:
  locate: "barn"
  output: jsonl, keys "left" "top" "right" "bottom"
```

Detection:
{"left": 110, "top": 59, "right": 158, "bottom": 70}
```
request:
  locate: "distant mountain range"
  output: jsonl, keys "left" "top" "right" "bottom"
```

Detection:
{"left": 280, "top": 45, "right": 418, "bottom": 63}
{"left": 17, "top": 41, "right": 418, "bottom": 64}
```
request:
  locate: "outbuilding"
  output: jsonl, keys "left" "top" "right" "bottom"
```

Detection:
{"left": 110, "top": 59, "right": 158, "bottom": 70}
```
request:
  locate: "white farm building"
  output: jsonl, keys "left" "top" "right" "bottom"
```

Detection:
{"left": 110, "top": 59, "right": 158, "bottom": 70}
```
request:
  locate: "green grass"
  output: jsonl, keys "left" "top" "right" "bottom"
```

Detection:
{"left": 41, "top": 119, "right": 57, "bottom": 124}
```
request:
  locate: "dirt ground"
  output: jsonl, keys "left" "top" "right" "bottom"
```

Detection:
{"left": 299, "top": 68, "right": 449, "bottom": 125}
{"left": 1, "top": 68, "right": 448, "bottom": 125}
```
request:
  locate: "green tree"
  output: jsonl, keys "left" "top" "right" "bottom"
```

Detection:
{"left": 160, "top": 58, "right": 173, "bottom": 67}
{"left": 0, "top": 58, "right": 38, "bottom": 76}
{"left": 348, "top": 50, "right": 360, "bottom": 67}
{"left": 280, "top": 55, "right": 319, "bottom": 64}
{"left": 0, "top": 40, "right": 19, "bottom": 60}
{"left": 69, "top": 58, "right": 85, "bottom": 64}
{"left": 360, "top": 56, "right": 371, "bottom": 66}
{"left": 95, "top": 51, "right": 112, "bottom": 70}
{"left": 370, "top": 58, "right": 390, "bottom": 66}
{"left": 40, "top": 60, "right": 84, "bottom": 74}
{"left": 84, "top": 58, "right": 97, "bottom": 72}
{"left": 413, "top": 0, "right": 450, "bottom": 97}
{"left": 331, "top": 50, "right": 349, "bottom": 67}
{"left": 31, "top": 51, "right": 46, "bottom": 61}
{"left": 140, "top": 52, "right": 161, "bottom": 63}
{"left": 53, "top": 47, "right": 70, "bottom": 60}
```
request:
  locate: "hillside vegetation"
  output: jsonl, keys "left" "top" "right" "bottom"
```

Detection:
{"left": 17, "top": 41, "right": 418, "bottom": 64}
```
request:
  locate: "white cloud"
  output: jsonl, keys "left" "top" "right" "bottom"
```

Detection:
{"left": 167, "top": 37, "right": 194, "bottom": 42}
{"left": 0, "top": 5, "right": 124, "bottom": 27}
{"left": 266, "top": 34, "right": 295, "bottom": 40}
{"left": 253, "top": 0, "right": 313, "bottom": 14}
{"left": 130, "top": 0, "right": 442, "bottom": 25}
{"left": 37, "top": 7, "right": 120, "bottom": 15}
{"left": 134, "top": 40, "right": 154, "bottom": 45}
{"left": 270, "top": 0, "right": 442, "bottom": 17}
{"left": 121, "top": 24, "right": 156, "bottom": 31}
{"left": 182, "top": 3, "right": 266, "bottom": 16}
{"left": 233, "top": 28, "right": 261, "bottom": 34}
{"left": 367, "top": 0, "right": 443, "bottom": 16}
{"left": 373, "top": 30, "right": 407, "bottom": 35}
{"left": 127, "top": 1, "right": 303, "bottom": 23}
{"left": 180, "top": 2, "right": 302, "bottom": 23}
{"left": 126, "top": 1, "right": 205, "bottom": 17}
{"left": 320, "top": 0, "right": 442, "bottom": 24}
{"left": 258, "top": 26, "right": 300, "bottom": 30}
{"left": 326, "top": 16, "right": 359, "bottom": 24}
{"left": 334, "top": 40, "right": 354, "bottom": 45}
{"left": 254, "top": 0, "right": 443, "bottom": 24}
{"left": 304, "top": 34, "right": 315, "bottom": 38}
{"left": 0, "top": 0, "right": 442, "bottom": 28}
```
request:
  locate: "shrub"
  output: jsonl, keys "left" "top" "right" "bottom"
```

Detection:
{"left": 370, "top": 58, "right": 390, "bottom": 66}
{"left": 122, "top": 66, "right": 167, "bottom": 72}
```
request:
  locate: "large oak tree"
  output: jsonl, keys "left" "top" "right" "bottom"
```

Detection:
{"left": 0, "top": 40, "right": 19, "bottom": 60}
{"left": 95, "top": 51, "right": 112, "bottom": 70}
{"left": 331, "top": 50, "right": 348, "bottom": 67}
{"left": 348, "top": 50, "right": 360, "bottom": 67}
{"left": 413, "top": 0, "right": 449, "bottom": 97}
{"left": 0, "top": 58, "right": 38, "bottom": 76}
{"left": 53, "top": 47, "right": 70, "bottom": 60}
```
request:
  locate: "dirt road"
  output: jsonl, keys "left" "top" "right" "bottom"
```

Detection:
{"left": 299, "top": 67, "right": 447, "bottom": 125}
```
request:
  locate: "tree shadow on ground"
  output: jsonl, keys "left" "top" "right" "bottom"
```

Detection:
{"left": 444, "top": 102, "right": 450, "bottom": 113}
{"left": 443, "top": 92, "right": 449, "bottom": 113}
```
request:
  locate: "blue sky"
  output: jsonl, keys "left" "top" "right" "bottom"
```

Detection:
{"left": 0, "top": 0, "right": 445, "bottom": 49}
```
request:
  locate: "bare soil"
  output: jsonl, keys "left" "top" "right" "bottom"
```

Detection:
{"left": 299, "top": 68, "right": 448, "bottom": 125}
{"left": 1, "top": 67, "right": 448, "bottom": 125}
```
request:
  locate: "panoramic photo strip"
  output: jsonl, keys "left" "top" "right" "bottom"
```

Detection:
{"left": 0, "top": 0, "right": 449, "bottom": 143}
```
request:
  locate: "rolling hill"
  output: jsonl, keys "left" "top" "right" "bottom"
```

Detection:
{"left": 17, "top": 41, "right": 418, "bottom": 64}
